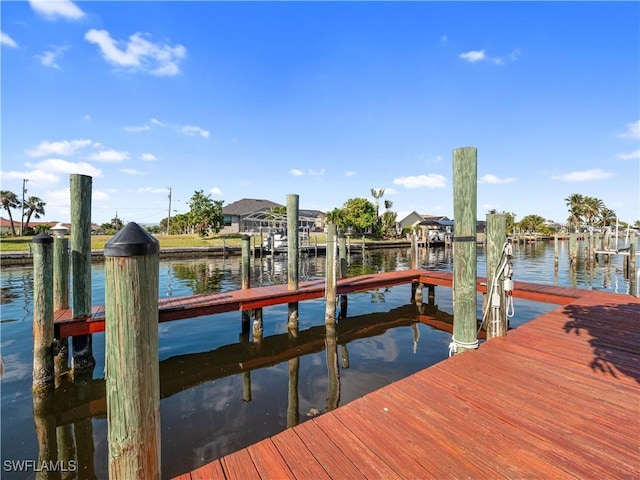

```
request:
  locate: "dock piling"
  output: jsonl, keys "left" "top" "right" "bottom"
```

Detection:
{"left": 325, "top": 224, "right": 337, "bottom": 325}
{"left": 287, "top": 194, "right": 299, "bottom": 330}
{"left": 451, "top": 147, "right": 478, "bottom": 355}
{"left": 32, "top": 233, "right": 55, "bottom": 392}
{"left": 70, "top": 174, "right": 95, "bottom": 375}
{"left": 486, "top": 214, "right": 507, "bottom": 339}
{"left": 104, "top": 222, "right": 161, "bottom": 480}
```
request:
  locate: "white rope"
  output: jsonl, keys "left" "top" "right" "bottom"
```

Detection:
{"left": 448, "top": 335, "right": 479, "bottom": 357}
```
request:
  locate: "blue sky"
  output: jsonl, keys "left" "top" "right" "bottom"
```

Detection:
{"left": 1, "top": 1, "right": 639, "bottom": 227}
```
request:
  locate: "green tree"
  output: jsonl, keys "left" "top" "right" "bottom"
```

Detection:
{"left": 583, "top": 196, "right": 604, "bottom": 228}
{"left": 100, "top": 216, "right": 125, "bottom": 235}
{"left": 0, "top": 190, "right": 19, "bottom": 236}
{"left": 597, "top": 207, "right": 617, "bottom": 227}
{"left": 342, "top": 197, "right": 377, "bottom": 234}
{"left": 188, "top": 190, "right": 224, "bottom": 237}
{"left": 487, "top": 209, "right": 517, "bottom": 234}
{"left": 517, "top": 214, "right": 546, "bottom": 232}
{"left": 23, "top": 196, "right": 46, "bottom": 229}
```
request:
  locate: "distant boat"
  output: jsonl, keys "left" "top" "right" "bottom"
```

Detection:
{"left": 264, "top": 232, "right": 287, "bottom": 250}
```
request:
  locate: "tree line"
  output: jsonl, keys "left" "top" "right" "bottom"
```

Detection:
{"left": 2, "top": 187, "right": 638, "bottom": 237}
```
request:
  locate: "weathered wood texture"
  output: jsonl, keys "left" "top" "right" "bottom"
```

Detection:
{"left": 70, "top": 174, "right": 95, "bottom": 373}
{"left": 485, "top": 213, "right": 507, "bottom": 338}
{"left": 53, "top": 236, "right": 69, "bottom": 311}
{"left": 325, "top": 224, "right": 337, "bottom": 324}
{"left": 176, "top": 289, "right": 640, "bottom": 479}
{"left": 32, "top": 234, "right": 54, "bottom": 392}
{"left": 452, "top": 147, "right": 478, "bottom": 352}
{"left": 105, "top": 227, "right": 161, "bottom": 480}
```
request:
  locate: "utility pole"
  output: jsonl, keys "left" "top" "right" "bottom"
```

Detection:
{"left": 21, "top": 178, "right": 29, "bottom": 236}
{"left": 166, "top": 187, "right": 172, "bottom": 235}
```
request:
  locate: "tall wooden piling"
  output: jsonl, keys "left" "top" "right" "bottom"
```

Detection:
{"left": 486, "top": 214, "right": 507, "bottom": 339}
{"left": 241, "top": 235, "right": 251, "bottom": 290}
{"left": 569, "top": 233, "right": 578, "bottom": 263}
{"left": 338, "top": 232, "right": 348, "bottom": 319}
{"left": 325, "top": 224, "right": 337, "bottom": 325}
{"left": 287, "top": 194, "right": 299, "bottom": 330}
{"left": 451, "top": 147, "right": 478, "bottom": 354}
{"left": 70, "top": 174, "right": 95, "bottom": 374}
{"left": 32, "top": 233, "right": 55, "bottom": 392}
{"left": 53, "top": 233, "right": 70, "bottom": 378}
{"left": 410, "top": 232, "right": 417, "bottom": 269}
{"left": 104, "top": 222, "right": 160, "bottom": 480}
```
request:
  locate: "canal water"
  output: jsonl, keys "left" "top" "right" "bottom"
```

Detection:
{"left": 0, "top": 240, "right": 635, "bottom": 479}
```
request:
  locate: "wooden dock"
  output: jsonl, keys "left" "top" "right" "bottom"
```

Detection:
{"left": 54, "top": 269, "right": 592, "bottom": 338}
{"left": 174, "top": 287, "right": 639, "bottom": 479}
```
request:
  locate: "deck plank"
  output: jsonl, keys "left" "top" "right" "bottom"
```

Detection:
{"left": 176, "top": 287, "right": 639, "bottom": 480}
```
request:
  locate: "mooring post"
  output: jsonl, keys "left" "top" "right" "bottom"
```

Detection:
{"left": 325, "top": 224, "right": 337, "bottom": 325}
{"left": 252, "top": 308, "right": 263, "bottom": 344}
{"left": 287, "top": 194, "right": 299, "bottom": 330}
{"left": 32, "top": 233, "right": 55, "bottom": 392}
{"left": 569, "top": 233, "right": 578, "bottom": 264}
{"left": 486, "top": 214, "right": 507, "bottom": 339}
{"left": 104, "top": 222, "right": 161, "bottom": 480}
{"left": 53, "top": 229, "right": 70, "bottom": 379}
{"left": 338, "top": 232, "right": 348, "bottom": 319}
{"left": 242, "top": 235, "right": 251, "bottom": 290}
{"left": 451, "top": 147, "right": 478, "bottom": 355}
{"left": 70, "top": 174, "right": 95, "bottom": 375}
{"left": 410, "top": 232, "right": 417, "bottom": 270}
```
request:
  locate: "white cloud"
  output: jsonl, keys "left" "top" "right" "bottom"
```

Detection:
{"left": 459, "top": 48, "right": 518, "bottom": 65}
{"left": 459, "top": 50, "right": 486, "bottom": 63}
{"left": 120, "top": 168, "right": 146, "bottom": 175}
{"left": 0, "top": 169, "right": 59, "bottom": 185}
{"left": 29, "top": 0, "right": 85, "bottom": 20}
{"left": 290, "top": 169, "right": 304, "bottom": 176}
{"left": 88, "top": 149, "right": 130, "bottom": 162}
{"left": 26, "top": 139, "right": 93, "bottom": 157}
{"left": 181, "top": 125, "right": 210, "bottom": 138}
{"left": 35, "top": 45, "right": 69, "bottom": 69}
{"left": 210, "top": 187, "right": 223, "bottom": 195}
{"left": 1, "top": 31, "right": 18, "bottom": 48}
{"left": 124, "top": 124, "right": 151, "bottom": 132}
{"left": 150, "top": 118, "right": 166, "bottom": 127}
{"left": 141, "top": 153, "right": 156, "bottom": 161}
{"left": 308, "top": 168, "right": 325, "bottom": 177}
{"left": 345, "top": 171, "right": 356, "bottom": 177}
{"left": 393, "top": 174, "right": 447, "bottom": 189}
{"left": 478, "top": 173, "right": 516, "bottom": 184}
{"left": 23, "top": 158, "right": 103, "bottom": 179}
{"left": 618, "top": 120, "right": 640, "bottom": 140}
{"left": 617, "top": 149, "right": 640, "bottom": 160}
{"left": 84, "top": 29, "right": 186, "bottom": 76}
{"left": 384, "top": 188, "right": 398, "bottom": 195}
{"left": 552, "top": 169, "right": 615, "bottom": 182}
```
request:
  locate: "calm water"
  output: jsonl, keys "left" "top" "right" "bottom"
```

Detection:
{"left": 1, "top": 240, "right": 636, "bottom": 479}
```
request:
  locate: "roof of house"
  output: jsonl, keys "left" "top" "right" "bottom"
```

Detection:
{"left": 222, "top": 198, "right": 284, "bottom": 216}
{"left": 299, "top": 209, "right": 326, "bottom": 218}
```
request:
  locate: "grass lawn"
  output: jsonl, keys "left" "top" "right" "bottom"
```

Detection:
{"left": 0, "top": 233, "right": 331, "bottom": 252}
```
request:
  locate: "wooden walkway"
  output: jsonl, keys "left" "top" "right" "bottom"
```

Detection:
{"left": 175, "top": 288, "right": 640, "bottom": 479}
{"left": 54, "top": 269, "right": 589, "bottom": 338}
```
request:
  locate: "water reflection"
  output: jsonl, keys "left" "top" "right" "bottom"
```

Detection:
{"left": 3, "top": 241, "right": 636, "bottom": 479}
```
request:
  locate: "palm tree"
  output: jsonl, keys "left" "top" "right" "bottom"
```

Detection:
{"left": 23, "top": 196, "right": 46, "bottom": 230}
{"left": 1, "top": 190, "right": 19, "bottom": 236}
{"left": 582, "top": 196, "right": 604, "bottom": 228}
{"left": 370, "top": 188, "right": 385, "bottom": 219}
{"left": 597, "top": 207, "right": 617, "bottom": 227}
{"left": 564, "top": 193, "right": 584, "bottom": 232}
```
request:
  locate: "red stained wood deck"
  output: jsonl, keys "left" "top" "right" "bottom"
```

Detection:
{"left": 54, "top": 269, "right": 591, "bottom": 338}
{"left": 175, "top": 289, "right": 639, "bottom": 480}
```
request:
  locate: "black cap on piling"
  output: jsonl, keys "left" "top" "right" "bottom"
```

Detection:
{"left": 242, "top": 234, "right": 250, "bottom": 241}
{"left": 104, "top": 222, "right": 159, "bottom": 257}
{"left": 32, "top": 233, "right": 53, "bottom": 244}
